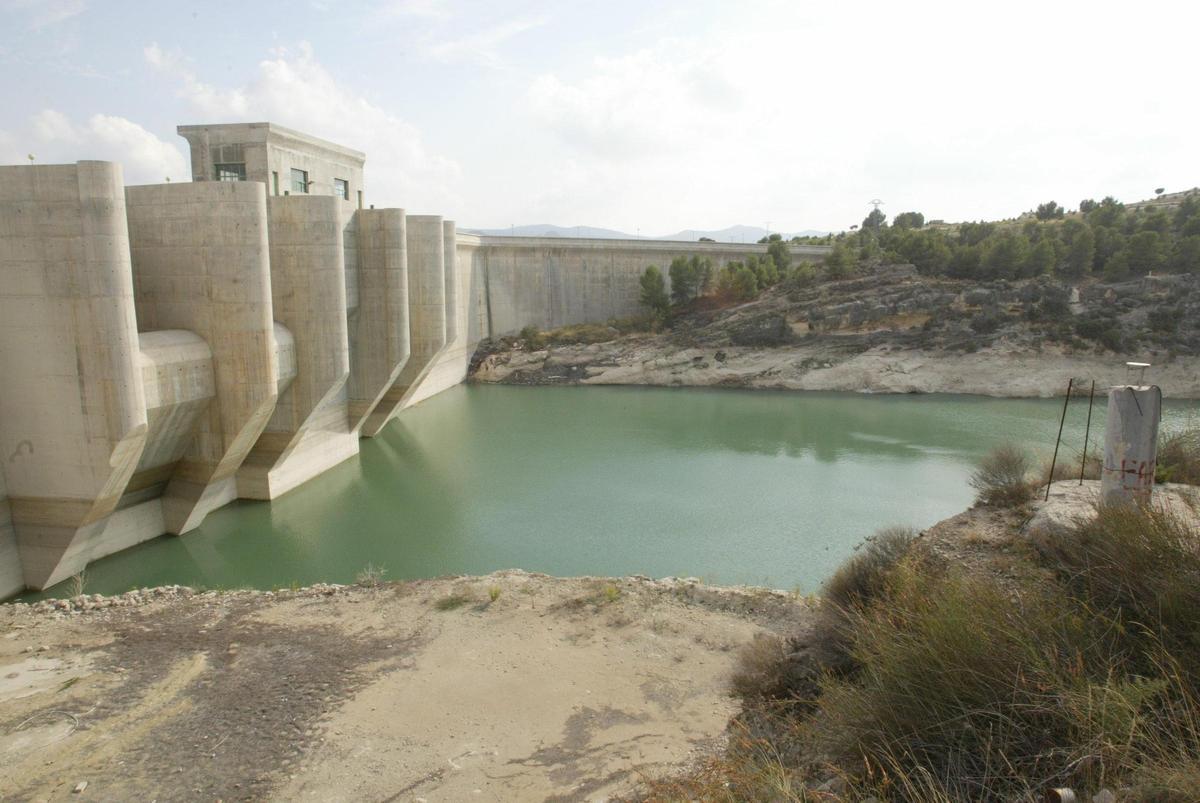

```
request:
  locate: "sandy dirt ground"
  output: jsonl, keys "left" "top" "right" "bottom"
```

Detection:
{"left": 0, "top": 571, "right": 808, "bottom": 802}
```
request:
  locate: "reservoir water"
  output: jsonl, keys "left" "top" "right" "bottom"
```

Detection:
{"left": 24, "top": 385, "right": 1200, "bottom": 599}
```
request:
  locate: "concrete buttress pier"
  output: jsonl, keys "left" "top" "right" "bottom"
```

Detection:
{"left": 360, "top": 214, "right": 447, "bottom": 436}
{"left": 348, "top": 208, "right": 410, "bottom": 432}
{"left": 237, "top": 195, "right": 357, "bottom": 499}
{"left": 126, "top": 181, "right": 278, "bottom": 534}
{"left": 0, "top": 162, "right": 148, "bottom": 591}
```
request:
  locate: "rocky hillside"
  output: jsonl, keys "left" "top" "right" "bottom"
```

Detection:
{"left": 470, "top": 265, "right": 1200, "bottom": 398}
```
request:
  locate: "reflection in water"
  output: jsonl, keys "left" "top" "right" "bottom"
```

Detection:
{"left": 23, "top": 385, "right": 1199, "bottom": 600}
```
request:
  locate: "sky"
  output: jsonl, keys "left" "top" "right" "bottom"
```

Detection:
{"left": 0, "top": 0, "right": 1196, "bottom": 234}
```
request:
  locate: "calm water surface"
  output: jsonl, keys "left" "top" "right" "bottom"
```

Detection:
{"left": 26, "top": 385, "right": 1200, "bottom": 598}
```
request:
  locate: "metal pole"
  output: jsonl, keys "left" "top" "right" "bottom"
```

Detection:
{"left": 1046, "top": 378, "right": 1074, "bottom": 502}
{"left": 1079, "top": 380, "right": 1095, "bottom": 485}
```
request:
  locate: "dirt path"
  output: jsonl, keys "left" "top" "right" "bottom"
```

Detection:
{"left": 0, "top": 571, "right": 807, "bottom": 802}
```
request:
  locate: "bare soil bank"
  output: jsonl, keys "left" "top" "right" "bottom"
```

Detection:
{"left": 0, "top": 572, "right": 807, "bottom": 802}
{"left": 471, "top": 268, "right": 1200, "bottom": 398}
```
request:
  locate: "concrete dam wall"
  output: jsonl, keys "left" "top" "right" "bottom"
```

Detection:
{"left": 0, "top": 123, "right": 830, "bottom": 599}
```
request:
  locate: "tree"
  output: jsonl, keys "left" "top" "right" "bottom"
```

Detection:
{"left": 698, "top": 236, "right": 715, "bottom": 242}
{"left": 747, "top": 254, "right": 779, "bottom": 287}
{"left": 862, "top": 208, "right": 887, "bottom": 232}
{"left": 716, "top": 262, "right": 759, "bottom": 301}
{"left": 698, "top": 258, "right": 714, "bottom": 294}
{"left": 894, "top": 229, "right": 951, "bottom": 274}
{"left": 1079, "top": 199, "right": 1098, "bottom": 214}
{"left": 1169, "top": 235, "right": 1200, "bottom": 273}
{"left": 1035, "top": 201, "right": 1065, "bottom": 221}
{"left": 892, "top": 211, "right": 925, "bottom": 230}
{"left": 1103, "top": 250, "right": 1131, "bottom": 281}
{"left": 981, "top": 231, "right": 1029, "bottom": 279}
{"left": 1087, "top": 196, "right": 1125, "bottom": 228}
{"left": 730, "top": 265, "right": 759, "bottom": 300}
{"left": 668, "top": 257, "right": 697, "bottom": 305}
{"left": 639, "top": 266, "right": 668, "bottom": 315}
{"left": 1023, "top": 237, "right": 1057, "bottom": 276}
{"left": 1061, "top": 224, "right": 1094, "bottom": 277}
{"left": 766, "top": 238, "right": 791, "bottom": 275}
{"left": 668, "top": 256, "right": 714, "bottom": 304}
{"left": 823, "top": 241, "right": 857, "bottom": 279}
{"left": 1126, "top": 230, "right": 1164, "bottom": 275}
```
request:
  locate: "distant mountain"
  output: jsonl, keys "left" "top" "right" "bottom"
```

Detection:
{"left": 464, "top": 223, "right": 829, "bottom": 242}
{"left": 655, "top": 225, "right": 828, "bottom": 243}
{"left": 464, "top": 224, "right": 632, "bottom": 239}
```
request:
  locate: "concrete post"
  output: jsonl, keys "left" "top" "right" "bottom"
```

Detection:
{"left": 1100, "top": 385, "right": 1161, "bottom": 506}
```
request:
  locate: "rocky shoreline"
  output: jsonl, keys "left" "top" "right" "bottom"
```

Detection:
{"left": 472, "top": 339, "right": 1200, "bottom": 398}
{"left": 471, "top": 268, "right": 1200, "bottom": 398}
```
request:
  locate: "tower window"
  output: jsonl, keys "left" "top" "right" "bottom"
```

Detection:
{"left": 291, "top": 168, "right": 309, "bottom": 194}
{"left": 215, "top": 163, "right": 246, "bottom": 182}
{"left": 334, "top": 178, "right": 349, "bottom": 200}
{"left": 272, "top": 171, "right": 280, "bottom": 196}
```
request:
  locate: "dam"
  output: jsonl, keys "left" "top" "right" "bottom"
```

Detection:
{"left": 0, "top": 122, "right": 830, "bottom": 599}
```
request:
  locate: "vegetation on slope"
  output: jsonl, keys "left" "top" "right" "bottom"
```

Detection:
{"left": 640, "top": 435, "right": 1200, "bottom": 802}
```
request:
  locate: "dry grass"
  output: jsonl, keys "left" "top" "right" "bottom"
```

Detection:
{"left": 1157, "top": 426, "right": 1200, "bottom": 485}
{"left": 1039, "top": 449, "right": 1102, "bottom": 485}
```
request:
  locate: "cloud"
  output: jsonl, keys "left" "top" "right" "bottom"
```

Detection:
{"left": 2, "top": 0, "right": 86, "bottom": 28}
{"left": 511, "top": 0, "right": 1200, "bottom": 233}
{"left": 528, "top": 42, "right": 744, "bottom": 161}
{"left": 377, "top": 0, "right": 451, "bottom": 19}
{"left": 423, "top": 16, "right": 547, "bottom": 68}
{"left": 15, "top": 109, "right": 188, "bottom": 183}
{"left": 145, "top": 40, "right": 462, "bottom": 212}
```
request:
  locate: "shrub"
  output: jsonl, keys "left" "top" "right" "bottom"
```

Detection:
{"left": 969, "top": 308, "right": 1006, "bottom": 334}
{"left": 969, "top": 445, "right": 1035, "bottom": 506}
{"left": 1156, "top": 426, "right": 1200, "bottom": 485}
{"left": 518, "top": 325, "right": 545, "bottom": 351}
{"left": 355, "top": 563, "right": 387, "bottom": 587}
{"left": 488, "top": 585, "right": 502, "bottom": 602}
{"left": 810, "top": 526, "right": 919, "bottom": 679}
{"left": 822, "top": 526, "right": 916, "bottom": 613}
{"left": 730, "top": 634, "right": 792, "bottom": 702}
{"left": 1039, "top": 449, "right": 1102, "bottom": 485}
{"left": 434, "top": 592, "right": 472, "bottom": 611}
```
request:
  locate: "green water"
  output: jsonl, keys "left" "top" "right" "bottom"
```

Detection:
{"left": 25, "top": 385, "right": 1200, "bottom": 599}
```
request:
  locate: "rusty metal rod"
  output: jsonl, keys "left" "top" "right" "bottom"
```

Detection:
{"left": 1079, "top": 380, "right": 1095, "bottom": 485}
{"left": 1047, "top": 378, "right": 1073, "bottom": 502}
